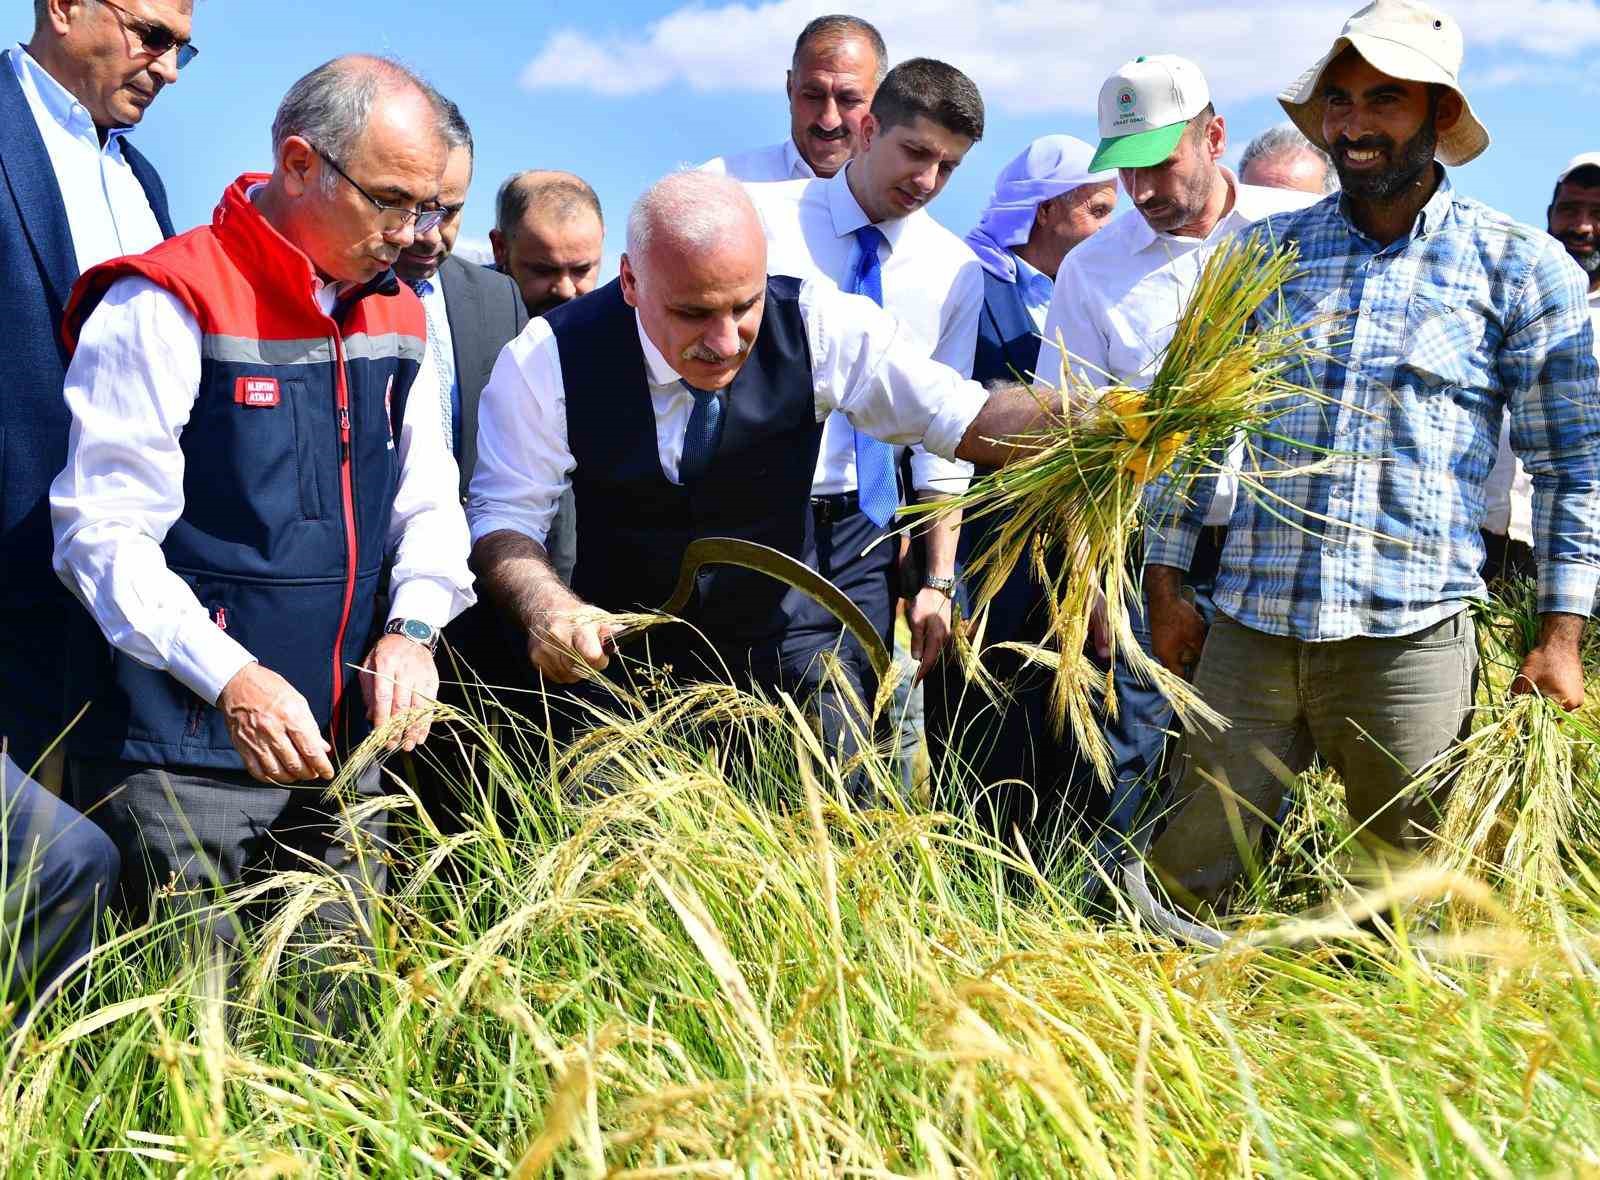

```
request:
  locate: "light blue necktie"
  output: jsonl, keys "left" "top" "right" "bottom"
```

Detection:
{"left": 678, "top": 380, "right": 725, "bottom": 483}
{"left": 408, "top": 277, "right": 461, "bottom": 461}
{"left": 850, "top": 225, "right": 899, "bottom": 527}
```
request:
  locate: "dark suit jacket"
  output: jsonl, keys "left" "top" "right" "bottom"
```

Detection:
{"left": 1, "top": 60, "right": 175, "bottom": 767}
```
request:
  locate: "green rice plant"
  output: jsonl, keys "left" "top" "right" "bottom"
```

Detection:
{"left": 917, "top": 232, "right": 1338, "bottom": 787}
{"left": 3, "top": 667, "right": 1600, "bottom": 1177}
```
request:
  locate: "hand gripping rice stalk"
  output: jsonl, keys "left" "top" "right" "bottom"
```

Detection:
{"left": 925, "top": 232, "right": 1329, "bottom": 787}
{"left": 1403, "top": 585, "right": 1600, "bottom": 915}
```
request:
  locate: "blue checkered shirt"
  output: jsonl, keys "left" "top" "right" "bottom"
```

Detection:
{"left": 1146, "top": 174, "right": 1600, "bottom": 639}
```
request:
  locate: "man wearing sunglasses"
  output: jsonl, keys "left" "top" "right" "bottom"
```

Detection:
{"left": 48, "top": 56, "right": 474, "bottom": 953}
{"left": 0, "top": 0, "right": 191, "bottom": 1004}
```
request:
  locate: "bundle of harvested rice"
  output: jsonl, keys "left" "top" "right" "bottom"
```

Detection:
{"left": 1403, "top": 587, "right": 1600, "bottom": 914}
{"left": 921, "top": 232, "right": 1331, "bottom": 785}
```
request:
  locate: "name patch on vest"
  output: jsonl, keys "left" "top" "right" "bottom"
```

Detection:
{"left": 234, "top": 376, "right": 281, "bottom": 408}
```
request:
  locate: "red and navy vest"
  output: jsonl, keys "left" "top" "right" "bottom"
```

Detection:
{"left": 61, "top": 174, "right": 426, "bottom": 770}
{"left": 551, "top": 275, "right": 822, "bottom": 652}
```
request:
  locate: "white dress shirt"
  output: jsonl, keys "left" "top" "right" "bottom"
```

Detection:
{"left": 6, "top": 45, "right": 164, "bottom": 270}
{"left": 1482, "top": 285, "right": 1599, "bottom": 544}
{"left": 746, "top": 163, "right": 984, "bottom": 496}
{"left": 700, "top": 137, "right": 818, "bottom": 183}
{"left": 467, "top": 278, "right": 989, "bottom": 550}
{"left": 1040, "top": 170, "right": 1315, "bottom": 525}
{"left": 52, "top": 276, "right": 476, "bottom": 708}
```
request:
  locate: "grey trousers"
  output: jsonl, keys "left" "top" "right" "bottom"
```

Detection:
{"left": 1149, "top": 610, "right": 1477, "bottom": 911}
{"left": 68, "top": 758, "right": 388, "bottom": 953}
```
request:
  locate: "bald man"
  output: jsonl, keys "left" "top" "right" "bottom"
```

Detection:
{"left": 468, "top": 171, "right": 1054, "bottom": 760}
{"left": 490, "top": 170, "right": 604, "bottom": 318}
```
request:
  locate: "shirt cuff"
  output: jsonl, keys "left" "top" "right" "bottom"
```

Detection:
{"left": 921, "top": 379, "right": 989, "bottom": 462}
{"left": 1143, "top": 515, "right": 1202, "bottom": 574}
{"left": 1537, "top": 558, "right": 1600, "bottom": 619}
{"left": 169, "top": 615, "right": 257, "bottom": 707}
{"left": 389, "top": 576, "right": 468, "bottom": 629}
{"left": 467, "top": 509, "right": 548, "bottom": 549}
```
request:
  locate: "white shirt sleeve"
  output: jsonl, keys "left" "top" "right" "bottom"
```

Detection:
{"left": 910, "top": 255, "right": 984, "bottom": 495}
{"left": 1038, "top": 251, "right": 1112, "bottom": 394}
{"left": 465, "top": 318, "right": 573, "bottom": 548}
{"left": 385, "top": 328, "right": 477, "bottom": 626}
{"left": 50, "top": 276, "right": 257, "bottom": 706}
{"left": 801, "top": 278, "right": 987, "bottom": 461}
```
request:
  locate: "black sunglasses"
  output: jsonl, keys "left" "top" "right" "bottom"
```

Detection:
{"left": 97, "top": 0, "right": 199, "bottom": 69}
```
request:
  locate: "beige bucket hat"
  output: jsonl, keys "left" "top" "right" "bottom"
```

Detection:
{"left": 1278, "top": 0, "right": 1490, "bottom": 167}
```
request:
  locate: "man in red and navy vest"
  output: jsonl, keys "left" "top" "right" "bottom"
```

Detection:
{"left": 50, "top": 56, "right": 474, "bottom": 941}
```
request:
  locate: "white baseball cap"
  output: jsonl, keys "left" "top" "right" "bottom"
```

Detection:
{"left": 1557, "top": 153, "right": 1600, "bottom": 184}
{"left": 1279, "top": 0, "right": 1489, "bottom": 167}
{"left": 1089, "top": 55, "right": 1212, "bottom": 172}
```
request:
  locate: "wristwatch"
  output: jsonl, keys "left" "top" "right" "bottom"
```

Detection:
{"left": 922, "top": 574, "right": 957, "bottom": 598}
{"left": 384, "top": 617, "right": 440, "bottom": 653}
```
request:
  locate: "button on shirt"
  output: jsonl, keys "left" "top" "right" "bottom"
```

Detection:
{"left": 6, "top": 45, "right": 164, "bottom": 270}
{"left": 700, "top": 138, "right": 818, "bottom": 183}
{"left": 1146, "top": 175, "right": 1600, "bottom": 639}
{"left": 51, "top": 275, "right": 475, "bottom": 707}
{"left": 467, "top": 278, "right": 989, "bottom": 549}
{"left": 746, "top": 163, "right": 984, "bottom": 496}
{"left": 1040, "top": 170, "right": 1315, "bottom": 525}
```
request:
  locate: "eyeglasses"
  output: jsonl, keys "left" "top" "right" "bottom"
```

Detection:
{"left": 97, "top": 0, "right": 199, "bottom": 69}
{"left": 311, "top": 146, "right": 446, "bottom": 236}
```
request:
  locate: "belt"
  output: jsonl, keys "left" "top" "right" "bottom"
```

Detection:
{"left": 810, "top": 490, "right": 860, "bottom": 525}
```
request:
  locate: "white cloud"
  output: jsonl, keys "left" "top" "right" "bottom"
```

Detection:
{"left": 517, "top": 0, "right": 1600, "bottom": 114}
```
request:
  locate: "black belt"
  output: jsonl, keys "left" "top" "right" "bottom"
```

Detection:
{"left": 810, "top": 491, "right": 860, "bottom": 525}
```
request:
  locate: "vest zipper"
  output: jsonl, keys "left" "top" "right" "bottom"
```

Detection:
{"left": 329, "top": 332, "right": 358, "bottom": 732}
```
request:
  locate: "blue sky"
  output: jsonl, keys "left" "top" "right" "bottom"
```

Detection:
{"left": 28, "top": 0, "right": 1600, "bottom": 272}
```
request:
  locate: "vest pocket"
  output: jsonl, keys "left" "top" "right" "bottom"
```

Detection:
{"left": 284, "top": 379, "right": 325, "bottom": 520}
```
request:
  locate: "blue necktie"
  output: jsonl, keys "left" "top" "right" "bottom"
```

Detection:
{"left": 678, "top": 380, "right": 725, "bottom": 483}
{"left": 850, "top": 225, "right": 899, "bottom": 527}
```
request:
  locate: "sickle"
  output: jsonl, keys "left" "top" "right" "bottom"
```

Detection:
{"left": 618, "top": 536, "right": 893, "bottom": 683}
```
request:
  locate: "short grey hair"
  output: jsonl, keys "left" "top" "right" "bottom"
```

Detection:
{"left": 625, "top": 171, "right": 758, "bottom": 277}
{"left": 435, "top": 94, "right": 473, "bottom": 158}
{"left": 270, "top": 56, "right": 445, "bottom": 194}
{"left": 495, "top": 170, "right": 602, "bottom": 237}
{"left": 793, "top": 15, "right": 888, "bottom": 83}
{"left": 1239, "top": 123, "right": 1338, "bottom": 194}
{"left": 34, "top": 0, "right": 48, "bottom": 26}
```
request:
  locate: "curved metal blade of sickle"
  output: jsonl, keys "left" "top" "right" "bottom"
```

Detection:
{"left": 617, "top": 536, "right": 893, "bottom": 683}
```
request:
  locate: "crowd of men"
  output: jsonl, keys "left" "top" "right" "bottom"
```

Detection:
{"left": 3, "top": 0, "right": 1599, "bottom": 1017}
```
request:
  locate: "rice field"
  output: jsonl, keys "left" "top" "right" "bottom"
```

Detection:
{"left": 4, "top": 623, "right": 1600, "bottom": 1179}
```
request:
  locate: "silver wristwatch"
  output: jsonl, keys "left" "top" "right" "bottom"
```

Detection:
{"left": 383, "top": 617, "right": 440, "bottom": 653}
{"left": 922, "top": 574, "right": 957, "bottom": 597}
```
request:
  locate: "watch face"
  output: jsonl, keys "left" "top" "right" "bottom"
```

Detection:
{"left": 402, "top": 619, "right": 434, "bottom": 643}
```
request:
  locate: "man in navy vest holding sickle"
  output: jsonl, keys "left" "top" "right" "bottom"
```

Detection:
{"left": 50, "top": 56, "right": 475, "bottom": 934}
{"left": 467, "top": 170, "right": 1078, "bottom": 718}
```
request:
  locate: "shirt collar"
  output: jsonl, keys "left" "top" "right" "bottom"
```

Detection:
{"left": 9, "top": 43, "right": 131, "bottom": 149}
{"left": 1334, "top": 166, "right": 1456, "bottom": 247}
{"left": 1126, "top": 166, "right": 1245, "bottom": 254}
{"left": 783, "top": 137, "right": 818, "bottom": 181}
{"left": 825, "top": 162, "right": 910, "bottom": 252}
{"left": 635, "top": 310, "right": 683, "bottom": 387}
{"left": 1013, "top": 252, "right": 1053, "bottom": 300}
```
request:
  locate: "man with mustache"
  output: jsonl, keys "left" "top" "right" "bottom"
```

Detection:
{"left": 51, "top": 56, "right": 474, "bottom": 939}
{"left": 1035, "top": 55, "right": 1314, "bottom": 866}
{"left": 743, "top": 57, "right": 984, "bottom": 781}
{"left": 1, "top": 0, "right": 190, "bottom": 1011}
{"left": 702, "top": 14, "right": 885, "bottom": 182}
{"left": 467, "top": 171, "right": 1081, "bottom": 733}
{"left": 1143, "top": 0, "right": 1600, "bottom": 914}
{"left": 490, "top": 171, "right": 604, "bottom": 322}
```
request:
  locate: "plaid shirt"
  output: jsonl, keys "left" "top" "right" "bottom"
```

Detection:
{"left": 1146, "top": 174, "right": 1600, "bottom": 640}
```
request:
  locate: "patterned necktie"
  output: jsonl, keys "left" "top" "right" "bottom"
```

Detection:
{"left": 409, "top": 277, "right": 459, "bottom": 459}
{"left": 850, "top": 225, "right": 898, "bottom": 527}
{"left": 678, "top": 379, "right": 725, "bottom": 483}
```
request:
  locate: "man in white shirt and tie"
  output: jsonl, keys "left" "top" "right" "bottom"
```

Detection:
{"left": 744, "top": 56, "right": 984, "bottom": 771}
{"left": 0, "top": 0, "right": 191, "bottom": 1011}
{"left": 467, "top": 171, "right": 1072, "bottom": 762}
{"left": 1039, "top": 55, "right": 1316, "bottom": 861}
{"left": 701, "top": 14, "right": 885, "bottom": 183}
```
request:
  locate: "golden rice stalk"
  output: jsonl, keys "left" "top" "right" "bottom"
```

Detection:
{"left": 919, "top": 232, "right": 1331, "bottom": 785}
{"left": 1404, "top": 692, "right": 1600, "bottom": 915}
